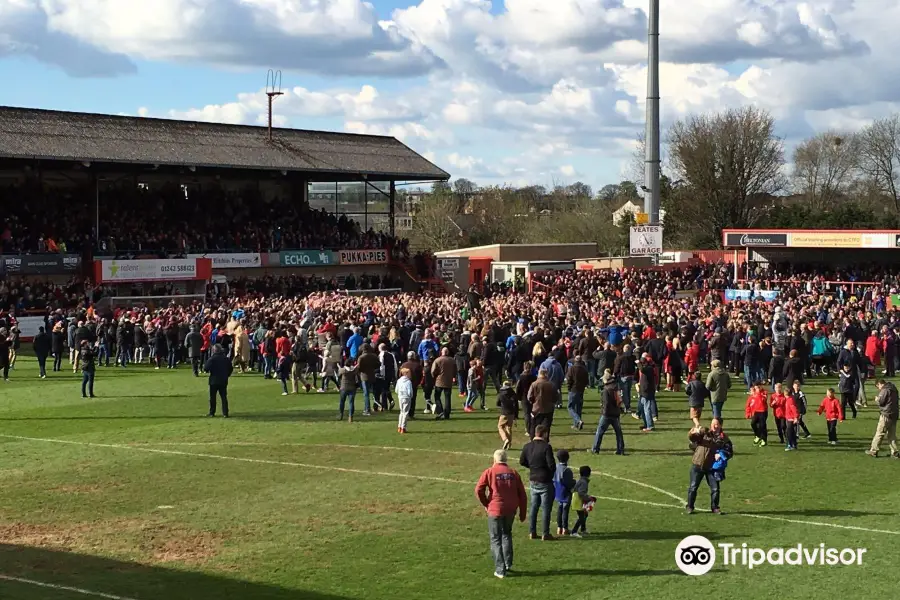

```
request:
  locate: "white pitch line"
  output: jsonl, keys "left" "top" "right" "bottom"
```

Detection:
{"left": 4, "top": 434, "right": 899, "bottom": 536}
{"left": 126, "top": 441, "right": 689, "bottom": 504}
{"left": 0, "top": 434, "right": 676, "bottom": 511}
{"left": 723, "top": 512, "right": 900, "bottom": 536}
{"left": 0, "top": 574, "right": 140, "bottom": 600}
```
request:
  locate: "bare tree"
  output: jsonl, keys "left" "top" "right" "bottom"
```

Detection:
{"left": 792, "top": 131, "right": 860, "bottom": 210}
{"left": 625, "top": 131, "right": 646, "bottom": 185}
{"left": 859, "top": 114, "right": 900, "bottom": 212}
{"left": 409, "top": 193, "right": 464, "bottom": 252}
{"left": 667, "top": 106, "right": 787, "bottom": 247}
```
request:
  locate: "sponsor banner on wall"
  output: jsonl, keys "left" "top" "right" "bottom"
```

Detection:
{"left": 95, "top": 258, "right": 212, "bottom": 283}
{"left": 16, "top": 315, "right": 46, "bottom": 341}
{"left": 338, "top": 249, "right": 388, "bottom": 265}
{"left": 790, "top": 232, "right": 893, "bottom": 248}
{"left": 724, "top": 289, "right": 779, "bottom": 302}
{"left": 1, "top": 254, "right": 81, "bottom": 275}
{"left": 188, "top": 253, "right": 261, "bottom": 269}
{"left": 723, "top": 232, "right": 789, "bottom": 247}
{"left": 279, "top": 250, "right": 337, "bottom": 267}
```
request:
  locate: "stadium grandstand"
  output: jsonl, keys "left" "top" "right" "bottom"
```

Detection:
{"left": 0, "top": 106, "right": 449, "bottom": 312}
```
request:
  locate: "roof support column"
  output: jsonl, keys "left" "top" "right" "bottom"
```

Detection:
{"left": 389, "top": 181, "right": 396, "bottom": 238}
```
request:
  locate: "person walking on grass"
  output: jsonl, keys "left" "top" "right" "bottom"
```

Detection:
{"left": 475, "top": 449, "right": 527, "bottom": 580}
{"left": 591, "top": 370, "right": 625, "bottom": 455}
{"left": 817, "top": 388, "right": 843, "bottom": 445}
{"left": 527, "top": 369, "right": 557, "bottom": 441}
{"left": 396, "top": 367, "right": 413, "bottom": 434}
{"left": 338, "top": 358, "right": 360, "bottom": 423}
{"left": 783, "top": 386, "right": 801, "bottom": 451}
{"left": 553, "top": 449, "right": 576, "bottom": 537}
{"left": 839, "top": 363, "right": 859, "bottom": 420}
{"left": 867, "top": 379, "right": 900, "bottom": 458}
{"left": 33, "top": 326, "right": 51, "bottom": 379}
{"left": 686, "top": 419, "right": 731, "bottom": 515}
{"left": 570, "top": 466, "right": 594, "bottom": 538}
{"left": 706, "top": 359, "right": 730, "bottom": 422}
{"left": 519, "top": 424, "right": 556, "bottom": 541}
{"left": 565, "top": 354, "right": 589, "bottom": 431}
{"left": 792, "top": 380, "right": 812, "bottom": 439}
{"left": 185, "top": 325, "right": 204, "bottom": 377}
{"left": 496, "top": 380, "right": 519, "bottom": 450}
{"left": 745, "top": 383, "right": 769, "bottom": 447}
{"left": 685, "top": 371, "right": 709, "bottom": 428}
{"left": 79, "top": 340, "right": 96, "bottom": 398}
{"left": 769, "top": 383, "right": 788, "bottom": 445}
{"left": 432, "top": 347, "right": 457, "bottom": 421}
{"left": 0, "top": 328, "right": 11, "bottom": 382}
{"left": 205, "top": 345, "right": 233, "bottom": 418}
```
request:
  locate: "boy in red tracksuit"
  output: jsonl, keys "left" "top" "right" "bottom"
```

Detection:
{"left": 817, "top": 388, "right": 844, "bottom": 445}
{"left": 783, "top": 391, "right": 800, "bottom": 451}
{"left": 745, "top": 384, "right": 769, "bottom": 447}
{"left": 769, "top": 383, "right": 789, "bottom": 445}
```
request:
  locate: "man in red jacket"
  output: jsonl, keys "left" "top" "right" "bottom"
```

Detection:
{"left": 475, "top": 449, "right": 527, "bottom": 579}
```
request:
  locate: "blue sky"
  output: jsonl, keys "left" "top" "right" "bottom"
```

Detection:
{"left": 0, "top": 0, "right": 896, "bottom": 192}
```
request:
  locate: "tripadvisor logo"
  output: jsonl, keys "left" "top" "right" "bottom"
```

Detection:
{"left": 675, "top": 536, "right": 867, "bottom": 575}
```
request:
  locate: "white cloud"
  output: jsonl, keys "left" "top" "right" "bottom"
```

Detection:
{"left": 3, "top": 0, "right": 439, "bottom": 76}
{"left": 5, "top": 0, "right": 900, "bottom": 190}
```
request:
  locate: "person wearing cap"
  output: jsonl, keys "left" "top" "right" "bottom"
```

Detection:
{"left": 475, "top": 449, "right": 527, "bottom": 579}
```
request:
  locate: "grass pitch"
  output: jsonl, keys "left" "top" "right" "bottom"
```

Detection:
{"left": 0, "top": 357, "right": 898, "bottom": 599}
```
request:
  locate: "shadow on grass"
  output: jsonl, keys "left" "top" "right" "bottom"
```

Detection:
{"left": 512, "top": 568, "right": 681, "bottom": 577}
{"left": 0, "top": 544, "right": 353, "bottom": 600}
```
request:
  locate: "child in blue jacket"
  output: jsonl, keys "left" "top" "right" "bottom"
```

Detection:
{"left": 553, "top": 449, "right": 576, "bottom": 535}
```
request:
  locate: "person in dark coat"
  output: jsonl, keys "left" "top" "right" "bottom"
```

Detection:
{"left": 79, "top": 340, "right": 96, "bottom": 398}
{"left": 205, "top": 345, "right": 233, "bottom": 417}
{"left": 591, "top": 371, "right": 624, "bottom": 455}
{"left": 783, "top": 349, "right": 805, "bottom": 390}
{"left": 185, "top": 325, "right": 204, "bottom": 377}
{"left": 33, "top": 326, "right": 52, "bottom": 379}
{"left": 51, "top": 323, "right": 65, "bottom": 372}
{"left": 154, "top": 328, "right": 168, "bottom": 370}
{"left": 0, "top": 329, "right": 10, "bottom": 382}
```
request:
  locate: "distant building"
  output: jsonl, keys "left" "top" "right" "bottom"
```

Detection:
{"left": 613, "top": 200, "right": 666, "bottom": 225}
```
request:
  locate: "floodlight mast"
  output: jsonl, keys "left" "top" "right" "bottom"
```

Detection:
{"left": 266, "top": 69, "right": 284, "bottom": 142}
{"left": 643, "top": 0, "right": 661, "bottom": 226}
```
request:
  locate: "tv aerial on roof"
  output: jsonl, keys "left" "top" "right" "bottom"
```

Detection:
{"left": 266, "top": 69, "right": 284, "bottom": 142}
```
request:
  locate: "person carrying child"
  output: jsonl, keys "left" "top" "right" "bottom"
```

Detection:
{"left": 553, "top": 449, "right": 576, "bottom": 536}
{"left": 570, "top": 466, "right": 595, "bottom": 538}
{"left": 686, "top": 418, "right": 732, "bottom": 514}
{"left": 817, "top": 388, "right": 844, "bottom": 445}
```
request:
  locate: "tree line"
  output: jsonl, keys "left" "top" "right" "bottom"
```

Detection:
{"left": 406, "top": 107, "right": 900, "bottom": 253}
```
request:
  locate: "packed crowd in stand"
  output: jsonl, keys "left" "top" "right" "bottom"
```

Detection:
{"left": 0, "top": 183, "right": 410, "bottom": 257}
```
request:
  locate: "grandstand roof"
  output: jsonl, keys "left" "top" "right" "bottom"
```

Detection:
{"left": 0, "top": 106, "right": 449, "bottom": 181}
